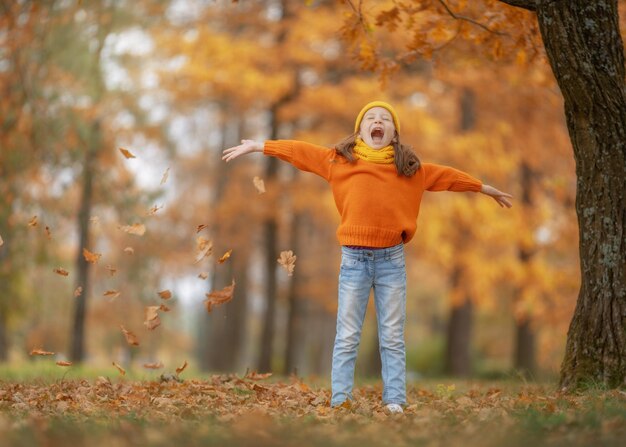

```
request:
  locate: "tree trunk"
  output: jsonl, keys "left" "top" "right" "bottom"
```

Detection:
{"left": 445, "top": 291, "right": 474, "bottom": 377}
{"left": 528, "top": 0, "right": 626, "bottom": 389}
{"left": 70, "top": 120, "right": 100, "bottom": 362}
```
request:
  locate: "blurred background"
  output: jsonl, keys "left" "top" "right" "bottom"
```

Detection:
{"left": 0, "top": 0, "right": 588, "bottom": 381}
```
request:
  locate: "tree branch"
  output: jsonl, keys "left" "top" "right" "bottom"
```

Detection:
{"left": 437, "top": 0, "right": 507, "bottom": 36}
{"left": 497, "top": 0, "right": 537, "bottom": 12}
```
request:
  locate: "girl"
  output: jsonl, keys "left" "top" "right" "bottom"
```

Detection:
{"left": 222, "top": 101, "right": 512, "bottom": 414}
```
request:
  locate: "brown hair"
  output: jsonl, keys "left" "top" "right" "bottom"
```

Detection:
{"left": 334, "top": 132, "right": 421, "bottom": 177}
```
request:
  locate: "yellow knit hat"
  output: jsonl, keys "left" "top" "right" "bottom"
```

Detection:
{"left": 354, "top": 101, "right": 400, "bottom": 133}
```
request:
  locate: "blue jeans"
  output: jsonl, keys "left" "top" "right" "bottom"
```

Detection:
{"left": 331, "top": 243, "right": 407, "bottom": 406}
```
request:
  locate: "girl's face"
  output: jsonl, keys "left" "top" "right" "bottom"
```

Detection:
{"left": 358, "top": 106, "right": 396, "bottom": 149}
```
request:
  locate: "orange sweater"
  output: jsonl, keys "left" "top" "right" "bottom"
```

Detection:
{"left": 264, "top": 140, "right": 483, "bottom": 247}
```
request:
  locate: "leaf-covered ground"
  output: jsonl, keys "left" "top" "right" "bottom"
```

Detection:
{"left": 1, "top": 375, "right": 626, "bottom": 447}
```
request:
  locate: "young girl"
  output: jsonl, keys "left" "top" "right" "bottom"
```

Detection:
{"left": 223, "top": 101, "right": 512, "bottom": 414}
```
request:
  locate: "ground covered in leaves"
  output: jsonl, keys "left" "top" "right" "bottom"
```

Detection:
{"left": 1, "top": 375, "right": 626, "bottom": 447}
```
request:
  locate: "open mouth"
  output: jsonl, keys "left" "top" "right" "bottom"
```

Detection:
{"left": 371, "top": 127, "right": 384, "bottom": 143}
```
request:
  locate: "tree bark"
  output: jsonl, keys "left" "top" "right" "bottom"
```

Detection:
{"left": 527, "top": 0, "right": 626, "bottom": 390}
{"left": 445, "top": 293, "right": 474, "bottom": 377}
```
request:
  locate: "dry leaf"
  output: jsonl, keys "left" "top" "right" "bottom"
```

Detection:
{"left": 74, "top": 286, "right": 83, "bottom": 297}
{"left": 118, "top": 223, "right": 146, "bottom": 236}
{"left": 112, "top": 362, "right": 126, "bottom": 376}
{"left": 176, "top": 360, "right": 188, "bottom": 375}
{"left": 143, "top": 361, "right": 164, "bottom": 369}
{"left": 194, "top": 237, "right": 213, "bottom": 264}
{"left": 253, "top": 176, "right": 266, "bottom": 194}
{"left": 28, "top": 215, "right": 38, "bottom": 227}
{"left": 196, "top": 224, "right": 208, "bottom": 233}
{"left": 277, "top": 250, "right": 297, "bottom": 276}
{"left": 54, "top": 267, "right": 69, "bottom": 277}
{"left": 124, "top": 246, "right": 134, "bottom": 255}
{"left": 83, "top": 248, "right": 102, "bottom": 264}
{"left": 144, "top": 306, "right": 161, "bottom": 330}
{"left": 245, "top": 371, "right": 273, "bottom": 380}
{"left": 147, "top": 204, "right": 163, "bottom": 216}
{"left": 105, "top": 265, "right": 117, "bottom": 276}
{"left": 120, "top": 325, "right": 139, "bottom": 346}
{"left": 160, "top": 167, "right": 170, "bottom": 185}
{"left": 30, "top": 348, "right": 55, "bottom": 356}
{"left": 45, "top": 226, "right": 52, "bottom": 240}
{"left": 119, "top": 147, "right": 136, "bottom": 159}
{"left": 159, "top": 304, "right": 171, "bottom": 312}
{"left": 158, "top": 290, "right": 172, "bottom": 300}
{"left": 217, "top": 249, "right": 232, "bottom": 264}
{"left": 204, "top": 280, "right": 235, "bottom": 313}
{"left": 56, "top": 361, "right": 72, "bottom": 367}
{"left": 103, "top": 290, "right": 121, "bottom": 299}
{"left": 198, "top": 272, "right": 208, "bottom": 280}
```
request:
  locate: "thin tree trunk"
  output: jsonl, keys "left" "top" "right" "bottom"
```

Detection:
{"left": 70, "top": 120, "right": 99, "bottom": 362}
{"left": 528, "top": 0, "right": 626, "bottom": 390}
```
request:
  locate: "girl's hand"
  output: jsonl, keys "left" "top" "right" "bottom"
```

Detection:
{"left": 222, "top": 139, "right": 264, "bottom": 162}
{"left": 481, "top": 184, "right": 513, "bottom": 208}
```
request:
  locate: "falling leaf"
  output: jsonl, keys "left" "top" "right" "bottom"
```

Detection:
{"left": 56, "top": 361, "right": 72, "bottom": 367}
{"left": 112, "top": 362, "right": 126, "bottom": 376}
{"left": 198, "top": 272, "right": 208, "bottom": 280}
{"left": 253, "top": 176, "right": 266, "bottom": 194}
{"left": 103, "top": 290, "right": 121, "bottom": 299}
{"left": 118, "top": 223, "right": 146, "bottom": 236}
{"left": 159, "top": 304, "right": 170, "bottom": 312}
{"left": 194, "top": 237, "right": 213, "bottom": 264}
{"left": 147, "top": 204, "right": 163, "bottom": 216}
{"left": 124, "top": 246, "right": 134, "bottom": 255}
{"left": 245, "top": 371, "right": 273, "bottom": 380}
{"left": 176, "top": 360, "right": 188, "bottom": 375}
{"left": 204, "top": 280, "right": 235, "bottom": 313}
{"left": 105, "top": 265, "right": 117, "bottom": 276}
{"left": 160, "top": 167, "right": 170, "bottom": 185}
{"left": 119, "top": 147, "right": 136, "bottom": 159}
{"left": 217, "top": 249, "right": 232, "bottom": 264}
{"left": 74, "top": 286, "right": 83, "bottom": 297}
{"left": 30, "top": 348, "right": 55, "bottom": 356}
{"left": 196, "top": 224, "right": 208, "bottom": 233}
{"left": 143, "top": 361, "right": 164, "bottom": 369}
{"left": 277, "top": 250, "right": 297, "bottom": 276}
{"left": 144, "top": 306, "right": 161, "bottom": 330}
{"left": 54, "top": 267, "right": 69, "bottom": 277}
{"left": 45, "top": 226, "right": 52, "bottom": 240}
{"left": 83, "top": 248, "right": 102, "bottom": 264}
{"left": 158, "top": 290, "right": 172, "bottom": 300}
{"left": 28, "top": 215, "right": 38, "bottom": 227}
{"left": 120, "top": 325, "right": 139, "bottom": 346}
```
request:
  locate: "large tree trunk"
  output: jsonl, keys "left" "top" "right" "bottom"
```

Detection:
{"left": 527, "top": 0, "right": 626, "bottom": 389}
{"left": 70, "top": 120, "right": 100, "bottom": 362}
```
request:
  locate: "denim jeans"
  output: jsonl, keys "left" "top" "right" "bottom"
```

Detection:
{"left": 331, "top": 243, "right": 407, "bottom": 406}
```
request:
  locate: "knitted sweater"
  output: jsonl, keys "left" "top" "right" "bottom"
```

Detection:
{"left": 264, "top": 140, "right": 483, "bottom": 247}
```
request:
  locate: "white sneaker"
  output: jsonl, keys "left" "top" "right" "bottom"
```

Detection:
{"left": 385, "top": 403, "right": 404, "bottom": 414}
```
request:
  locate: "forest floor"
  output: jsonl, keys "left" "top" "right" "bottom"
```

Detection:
{"left": 1, "top": 367, "right": 625, "bottom": 447}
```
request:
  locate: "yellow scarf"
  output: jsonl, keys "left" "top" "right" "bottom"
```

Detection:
{"left": 353, "top": 137, "right": 395, "bottom": 164}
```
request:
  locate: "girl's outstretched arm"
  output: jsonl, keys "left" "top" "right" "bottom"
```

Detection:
{"left": 480, "top": 184, "right": 513, "bottom": 208}
{"left": 222, "top": 139, "right": 264, "bottom": 162}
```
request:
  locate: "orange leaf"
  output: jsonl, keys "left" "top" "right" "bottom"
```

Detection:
{"left": 112, "top": 361, "right": 126, "bottom": 375}
{"left": 124, "top": 246, "right": 135, "bottom": 255}
{"left": 159, "top": 304, "right": 171, "bottom": 312}
{"left": 144, "top": 306, "right": 161, "bottom": 330}
{"left": 253, "top": 176, "right": 266, "bottom": 194}
{"left": 83, "top": 247, "right": 102, "bottom": 264}
{"left": 194, "top": 237, "right": 213, "bottom": 264}
{"left": 147, "top": 204, "right": 163, "bottom": 216}
{"left": 56, "top": 361, "right": 72, "bottom": 367}
{"left": 118, "top": 223, "right": 146, "bottom": 236}
{"left": 28, "top": 215, "right": 38, "bottom": 227}
{"left": 30, "top": 348, "right": 55, "bottom": 356}
{"left": 45, "top": 226, "right": 52, "bottom": 240}
{"left": 217, "top": 249, "right": 232, "bottom": 264}
{"left": 143, "top": 361, "right": 164, "bottom": 369}
{"left": 204, "top": 280, "right": 235, "bottom": 313}
{"left": 158, "top": 290, "right": 172, "bottom": 300}
{"left": 103, "top": 290, "right": 120, "bottom": 299}
{"left": 196, "top": 224, "right": 208, "bottom": 233}
{"left": 176, "top": 360, "right": 188, "bottom": 375}
{"left": 277, "top": 250, "right": 297, "bottom": 276}
{"left": 74, "top": 286, "right": 83, "bottom": 297}
{"left": 245, "top": 371, "right": 272, "bottom": 380}
{"left": 120, "top": 325, "right": 139, "bottom": 346}
{"left": 54, "top": 267, "right": 69, "bottom": 277}
{"left": 119, "top": 147, "right": 136, "bottom": 159}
